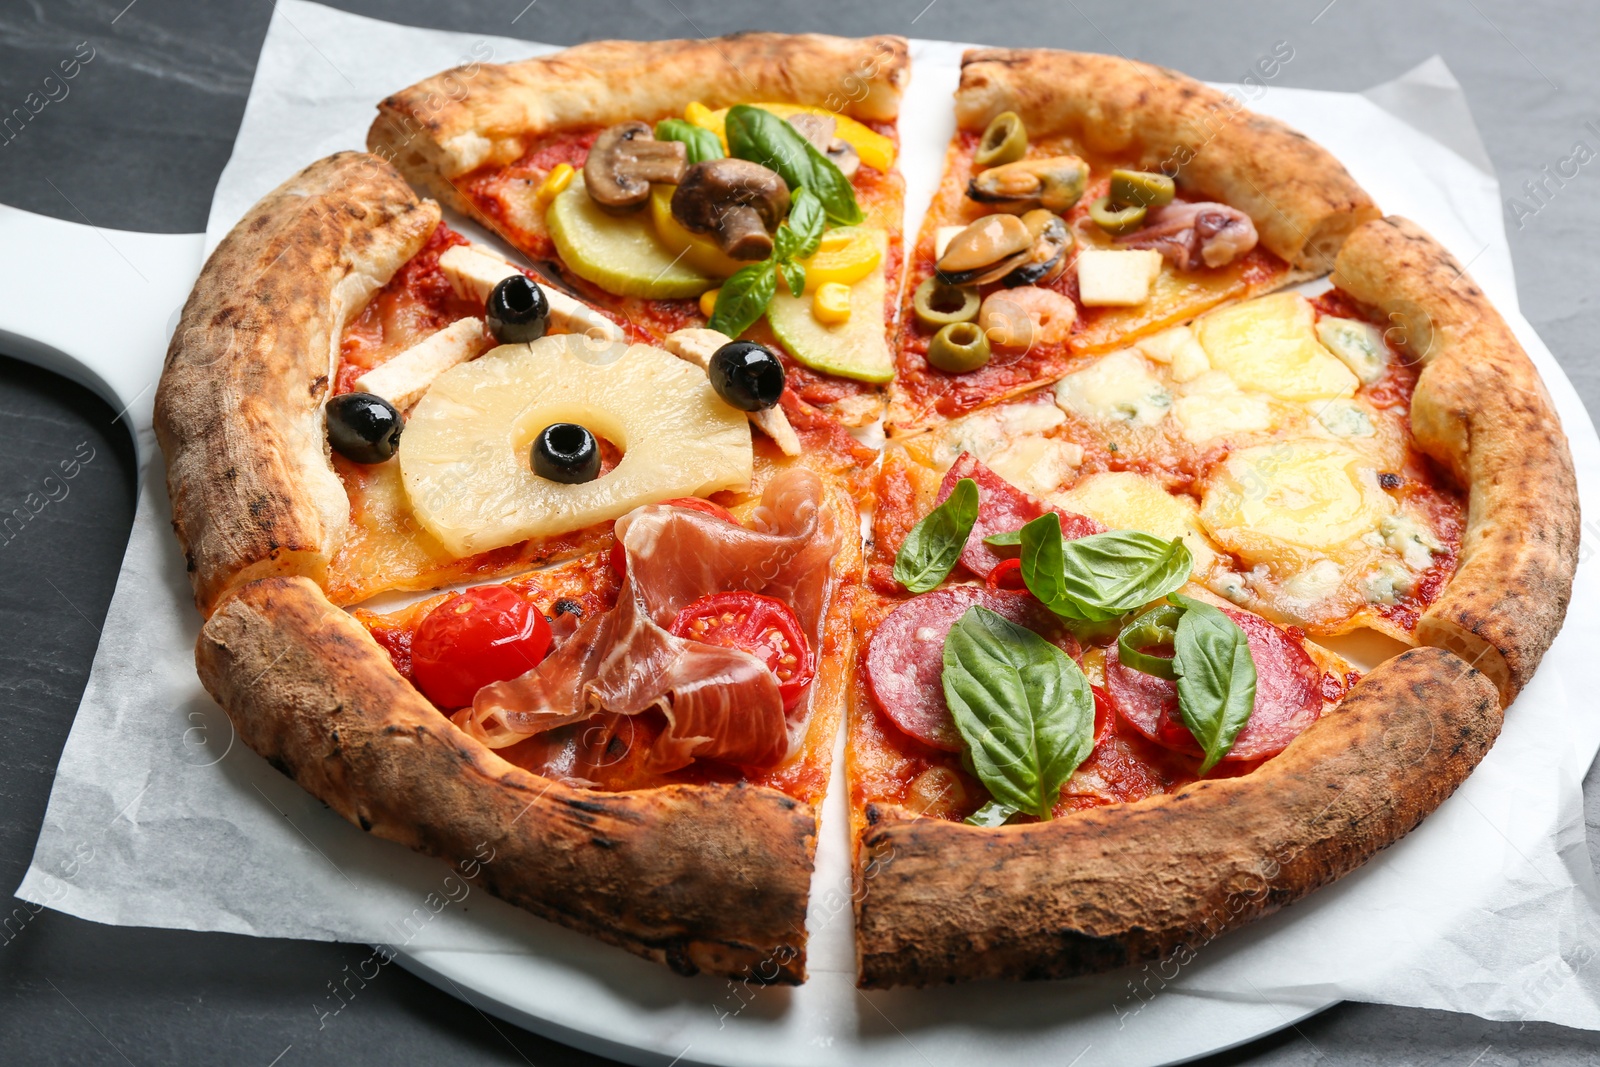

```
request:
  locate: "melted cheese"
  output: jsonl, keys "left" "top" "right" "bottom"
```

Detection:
{"left": 1171, "top": 371, "right": 1276, "bottom": 444}
{"left": 1195, "top": 292, "right": 1358, "bottom": 402}
{"left": 986, "top": 436, "right": 1084, "bottom": 498}
{"left": 1316, "top": 316, "right": 1389, "bottom": 385}
{"left": 1054, "top": 349, "right": 1172, "bottom": 426}
{"left": 1311, "top": 398, "right": 1376, "bottom": 439}
{"left": 1051, "top": 471, "right": 1219, "bottom": 576}
{"left": 1380, "top": 512, "right": 1444, "bottom": 571}
{"left": 1198, "top": 438, "right": 1396, "bottom": 573}
{"left": 1136, "top": 324, "right": 1211, "bottom": 383}
{"left": 932, "top": 401, "right": 1067, "bottom": 470}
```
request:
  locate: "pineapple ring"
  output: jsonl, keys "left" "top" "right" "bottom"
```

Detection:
{"left": 400, "top": 335, "right": 752, "bottom": 557}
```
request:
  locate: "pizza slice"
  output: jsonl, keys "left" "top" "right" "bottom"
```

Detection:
{"left": 160, "top": 147, "right": 872, "bottom": 983}
{"left": 848, "top": 216, "right": 1577, "bottom": 987}
{"left": 888, "top": 48, "right": 1381, "bottom": 433}
{"left": 368, "top": 33, "right": 908, "bottom": 429}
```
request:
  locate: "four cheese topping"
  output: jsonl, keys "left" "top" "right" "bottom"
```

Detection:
{"left": 921, "top": 287, "right": 1445, "bottom": 632}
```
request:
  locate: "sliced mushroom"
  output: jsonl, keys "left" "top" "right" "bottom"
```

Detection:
{"left": 1002, "top": 209, "right": 1073, "bottom": 288}
{"left": 788, "top": 112, "right": 861, "bottom": 180}
{"left": 670, "top": 158, "right": 791, "bottom": 261}
{"left": 934, "top": 213, "right": 1033, "bottom": 287}
{"left": 583, "top": 122, "right": 688, "bottom": 213}
{"left": 967, "top": 155, "right": 1089, "bottom": 214}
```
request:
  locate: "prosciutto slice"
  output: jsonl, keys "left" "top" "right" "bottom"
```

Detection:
{"left": 1117, "top": 201, "right": 1259, "bottom": 270}
{"left": 457, "top": 468, "right": 839, "bottom": 781}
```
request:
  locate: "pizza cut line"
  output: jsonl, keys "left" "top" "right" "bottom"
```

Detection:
{"left": 154, "top": 36, "right": 1579, "bottom": 991}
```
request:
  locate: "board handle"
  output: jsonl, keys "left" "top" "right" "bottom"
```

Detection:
{"left": 0, "top": 203, "right": 204, "bottom": 464}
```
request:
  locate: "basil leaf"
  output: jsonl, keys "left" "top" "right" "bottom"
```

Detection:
{"left": 965, "top": 800, "right": 1019, "bottom": 827}
{"left": 707, "top": 260, "right": 777, "bottom": 339}
{"left": 983, "top": 529, "right": 1022, "bottom": 547}
{"left": 1169, "top": 593, "right": 1257, "bottom": 774}
{"left": 942, "top": 605, "right": 1095, "bottom": 821}
{"left": 778, "top": 260, "right": 806, "bottom": 298}
{"left": 726, "top": 105, "right": 813, "bottom": 186}
{"left": 775, "top": 186, "right": 826, "bottom": 262}
{"left": 654, "top": 119, "right": 723, "bottom": 165}
{"left": 1019, "top": 514, "right": 1193, "bottom": 622}
{"left": 724, "top": 105, "right": 863, "bottom": 225}
{"left": 803, "top": 140, "right": 865, "bottom": 224}
{"left": 892, "top": 477, "right": 980, "bottom": 593}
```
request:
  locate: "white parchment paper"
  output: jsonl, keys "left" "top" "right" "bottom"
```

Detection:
{"left": 18, "top": 3, "right": 1600, "bottom": 1062}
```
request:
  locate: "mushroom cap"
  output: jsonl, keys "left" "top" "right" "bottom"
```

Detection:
{"left": 671, "top": 158, "right": 792, "bottom": 233}
{"left": 583, "top": 121, "right": 688, "bottom": 212}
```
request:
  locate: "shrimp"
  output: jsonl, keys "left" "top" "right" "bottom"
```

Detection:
{"left": 978, "top": 285, "right": 1078, "bottom": 351}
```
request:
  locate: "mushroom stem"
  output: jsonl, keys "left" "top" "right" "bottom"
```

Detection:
{"left": 716, "top": 206, "right": 776, "bottom": 261}
{"left": 670, "top": 158, "right": 792, "bottom": 262}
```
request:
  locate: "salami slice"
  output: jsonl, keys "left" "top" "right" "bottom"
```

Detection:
{"left": 1105, "top": 607, "right": 1321, "bottom": 762}
{"left": 934, "top": 453, "right": 1102, "bottom": 578}
{"left": 866, "top": 586, "right": 1080, "bottom": 751}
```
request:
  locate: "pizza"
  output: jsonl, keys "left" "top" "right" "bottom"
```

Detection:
{"left": 155, "top": 35, "right": 1579, "bottom": 994}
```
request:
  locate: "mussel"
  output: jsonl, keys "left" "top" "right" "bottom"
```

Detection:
{"left": 1001, "top": 210, "right": 1072, "bottom": 288}
{"left": 933, "top": 210, "right": 1073, "bottom": 289}
{"left": 934, "top": 214, "right": 1033, "bottom": 287}
{"left": 966, "top": 155, "right": 1089, "bottom": 214}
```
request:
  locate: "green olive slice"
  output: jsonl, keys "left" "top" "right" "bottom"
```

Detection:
{"left": 926, "top": 321, "right": 992, "bottom": 373}
{"left": 1109, "top": 169, "right": 1175, "bottom": 209}
{"left": 912, "top": 277, "right": 981, "bottom": 330}
{"left": 1089, "top": 195, "right": 1147, "bottom": 236}
{"left": 974, "top": 111, "right": 1027, "bottom": 168}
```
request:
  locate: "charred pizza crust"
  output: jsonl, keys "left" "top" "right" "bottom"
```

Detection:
{"left": 155, "top": 152, "right": 440, "bottom": 615}
{"left": 369, "top": 32, "right": 908, "bottom": 215}
{"left": 1332, "top": 217, "right": 1580, "bottom": 702}
{"left": 955, "top": 48, "right": 1381, "bottom": 271}
{"left": 198, "top": 576, "right": 813, "bottom": 982}
{"left": 855, "top": 646, "right": 1500, "bottom": 987}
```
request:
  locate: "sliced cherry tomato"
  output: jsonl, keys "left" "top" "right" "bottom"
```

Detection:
{"left": 985, "top": 556, "right": 1028, "bottom": 591}
{"left": 668, "top": 591, "right": 815, "bottom": 711}
{"left": 610, "top": 496, "right": 740, "bottom": 579}
{"left": 411, "top": 585, "right": 553, "bottom": 709}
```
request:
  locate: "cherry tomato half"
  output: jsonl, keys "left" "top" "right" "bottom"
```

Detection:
{"left": 985, "top": 557, "right": 1028, "bottom": 591}
{"left": 668, "top": 592, "right": 816, "bottom": 711}
{"left": 411, "top": 585, "right": 553, "bottom": 709}
{"left": 610, "top": 497, "right": 740, "bottom": 579}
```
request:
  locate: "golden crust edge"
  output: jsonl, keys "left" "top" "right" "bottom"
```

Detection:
{"left": 852, "top": 646, "right": 1501, "bottom": 988}
{"left": 953, "top": 47, "right": 1381, "bottom": 271}
{"left": 1332, "top": 216, "right": 1580, "bottom": 704}
{"left": 197, "top": 575, "right": 817, "bottom": 983}
{"left": 154, "top": 151, "right": 440, "bottom": 615}
{"left": 366, "top": 32, "right": 910, "bottom": 208}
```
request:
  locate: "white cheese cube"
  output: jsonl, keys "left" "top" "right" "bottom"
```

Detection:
{"left": 1075, "top": 249, "right": 1163, "bottom": 307}
{"left": 352, "top": 317, "right": 489, "bottom": 410}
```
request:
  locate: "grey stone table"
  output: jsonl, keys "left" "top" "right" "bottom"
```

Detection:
{"left": 1, "top": 1, "right": 1596, "bottom": 1063}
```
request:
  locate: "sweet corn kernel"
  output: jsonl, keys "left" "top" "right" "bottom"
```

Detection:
{"left": 813, "top": 283, "right": 852, "bottom": 324}
{"left": 535, "top": 162, "right": 574, "bottom": 204}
